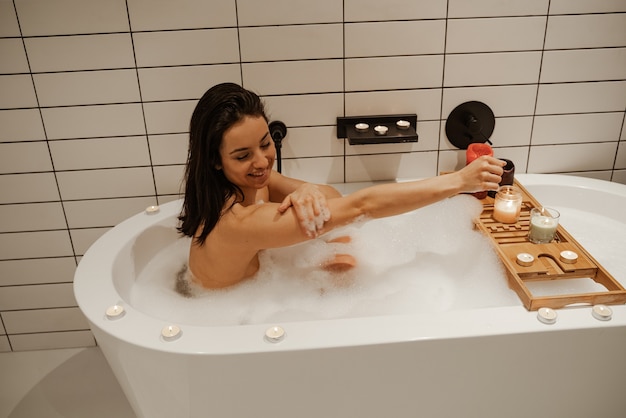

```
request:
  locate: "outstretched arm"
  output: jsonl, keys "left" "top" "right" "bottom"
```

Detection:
{"left": 225, "top": 156, "right": 505, "bottom": 250}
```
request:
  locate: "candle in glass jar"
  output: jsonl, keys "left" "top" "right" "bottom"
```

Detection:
{"left": 528, "top": 207, "right": 560, "bottom": 244}
{"left": 493, "top": 186, "right": 522, "bottom": 223}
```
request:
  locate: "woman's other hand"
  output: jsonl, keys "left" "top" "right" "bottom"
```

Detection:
{"left": 277, "top": 183, "right": 331, "bottom": 237}
{"left": 459, "top": 156, "right": 505, "bottom": 193}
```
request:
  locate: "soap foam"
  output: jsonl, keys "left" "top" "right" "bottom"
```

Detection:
{"left": 129, "top": 195, "right": 521, "bottom": 326}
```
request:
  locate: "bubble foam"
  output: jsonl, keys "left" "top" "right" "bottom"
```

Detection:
{"left": 129, "top": 195, "right": 521, "bottom": 326}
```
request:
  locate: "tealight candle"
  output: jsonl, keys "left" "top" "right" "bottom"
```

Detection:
{"left": 493, "top": 186, "right": 522, "bottom": 224}
{"left": 145, "top": 205, "right": 160, "bottom": 214}
{"left": 537, "top": 307, "right": 557, "bottom": 325}
{"left": 105, "top": 304, "right": 125, "bottom": 319}
{"left": 355, "top": 123, "right": 369, "bottom": 132}
{"left": 265, "top": 325, "right": 286, "bottom": 343}
{"left": 559, "top": 250, "right": 578, "bottom": 264}
{"left": 161, "top": 325, "right": 182, "bottom": 341}
{"left": 374, "top": 125, "right": 388, "bottom": 135}
{"left": 516, "top": 253, "right": 534, "bottom": 267}
{"left": 591, "top": 305, "right": 612, "bottom": 321}
{"left": 396, "top": 120, "right": 410, "bottom": 130}
{"left": 528, "top": 207, "right": 560, "bottom": 244}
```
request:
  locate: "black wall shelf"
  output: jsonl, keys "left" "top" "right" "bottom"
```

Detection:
{"left": 337, "top": 114, "right": 418, "bottom": 145}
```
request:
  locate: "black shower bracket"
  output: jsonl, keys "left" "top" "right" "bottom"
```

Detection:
{"left": 337, "top": 114, "right": 418, "bottom": 145}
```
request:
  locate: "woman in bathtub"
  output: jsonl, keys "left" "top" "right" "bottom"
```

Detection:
{"left": 177, "top": 82, "right": 504, "bottom": 292}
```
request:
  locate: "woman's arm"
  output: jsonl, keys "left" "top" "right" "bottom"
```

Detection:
{"left": 223, "top": 156, "right": 504, "bottom": 251}
{"left": 268, "top": 170, "right": 342, "bottom": 237}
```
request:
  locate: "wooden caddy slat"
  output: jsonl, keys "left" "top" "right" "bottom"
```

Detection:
{"left": 473, "top": 180, "right": 626, "bottom": 310}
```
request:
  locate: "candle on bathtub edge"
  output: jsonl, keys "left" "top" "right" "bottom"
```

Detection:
{"left": 145, "top": 205, "right": 160, "bottom": 214}
{"left": 537, "top": 307, "right": 557, "bottom": 325}
{"left": 265, "top": 326, "right": 286, "bottom": 343}
{"left": 591, "top": 305, "right": 612, "bottom": 321}
{"left": 161, "top": 325, "right": 182, "bottom": 341}
{"left": 106, "top": 304, "right": 125, "bottom": 319}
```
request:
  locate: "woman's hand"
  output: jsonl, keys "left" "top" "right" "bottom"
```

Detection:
{"left": 277, "top": 183, "right": 331, "bottom": 237}
{"left": 458, "top": 156, "right": 505, "bottom": 193}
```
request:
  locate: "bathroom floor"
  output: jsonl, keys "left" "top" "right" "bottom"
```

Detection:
{"left": 0, "top": 347, "right": 135, "bottom": 418}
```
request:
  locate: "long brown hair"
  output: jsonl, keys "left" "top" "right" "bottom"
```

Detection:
{"left": 178, "top": 83, "right": 267, "bottom": 245}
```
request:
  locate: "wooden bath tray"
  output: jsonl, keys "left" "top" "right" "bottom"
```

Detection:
{"left": 473, "top": 181, "right": 626, "bottom": 311}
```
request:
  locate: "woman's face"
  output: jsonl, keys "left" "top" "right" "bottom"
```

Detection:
{"left": 218, "top": 115, "right": 276, "bottom": 191}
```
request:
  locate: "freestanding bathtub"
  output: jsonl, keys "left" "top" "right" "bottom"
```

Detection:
{"left": 74, "top": 174, "right": 626, "bottom": 418}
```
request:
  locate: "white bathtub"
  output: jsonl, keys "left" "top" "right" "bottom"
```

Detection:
{"left": 74, "top": 174, "right": 626, "bottom": 418}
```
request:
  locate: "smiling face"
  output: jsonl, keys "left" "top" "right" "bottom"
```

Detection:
{"left": 218, "top": 115, "right": 276, "bottom": 195}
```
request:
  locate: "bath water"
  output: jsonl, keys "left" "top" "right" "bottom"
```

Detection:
{"left": 129, "top": 195, "right": 525, "bottom": 326}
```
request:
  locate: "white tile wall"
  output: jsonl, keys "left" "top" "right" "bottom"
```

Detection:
{"left": 446, "top": 17, "right": 546, "bottom": 53}
{"left": 344, "top": 21, "right": 445, "bottom": 57}
{"left": 25, "top": 34, "right": 135, "bottom": 72}
{"left": 549, "top": 0, "right": 626, "bottom": 14}
{"left": 0, "top": 109, "right": 45, "bottom": 142}
{"left": 0, "top": 1, "right": 20, "bottom": 36}
{"left": 0, "top": 203, "right": 66, "bottom": 233}
{"left": 448, "top": 0, "right": 549, "bottom": 18}
{"left": 243, "top": 60, "right": 343, "bottom": 95}
{"left": 1, "top": 0, "right": 625, "bottom": 352}
{"left": 237, "top": 0, "right": 342, "bottom": 25}
{"left": 138, "top": 65, "right": 241, "bottom": 101}
{"left": 0, "top": 74, "right": 38, "bottom": 108}
{"left": 33, "top": 70, "right": 141, "bottom": 107}
{"left": 544, "top": 14, "right": 626, "bottom": 49}
{"left": 0, "top": 142, "right": 53, "bottom": 173}
{"left": 444, "top": 52, "right": 542, "bottom": 86}
{"left": 0, "top": 39, "right": 29, "bottom": 73}
{"left": 148, "top": 134, "right": 189, "bottom": 165}
{"left": 346, "top": 55, "right": 444, "bottom": 91}
{"left": 15, "top": 0, "right": 129, "bottom": 36}
{"left": 0, "top": 173, "right": 60, "bottom": 204}
{"left": 535, "top": 81, "right": 626, "bottom": 114}
{"left": 63, "top": 197, "right": 156, "bottom": 229}
{"left": 540, "top": 48, "right": 626, "bottom": 83}
{"left": 344, "top": 0, "right": 446, "bottom": 21}
{"left": 143, "top": 100, "right": 199, "bottom": 134}
{"left": 126, "top": 0, "right": 236, "bottom": 30}
{"left": 42, "top": 104, "right": 145, "bottom": 139}
{"left": 133, "top": 29, "right": 240, "bottom": 67}
{"left": 240, "top": 25, "right": 343, "bottom": 61}
{"left": 0, "top": 258, "right": 76, "bottom": 286}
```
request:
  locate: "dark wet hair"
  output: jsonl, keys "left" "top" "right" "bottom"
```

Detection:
{"left": 177, "top": 83, "right": 268, "bottom": 245}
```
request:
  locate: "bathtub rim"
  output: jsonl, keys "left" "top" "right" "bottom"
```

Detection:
{"left": 73, "top": 174, "right": 626, "bottom": 355}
